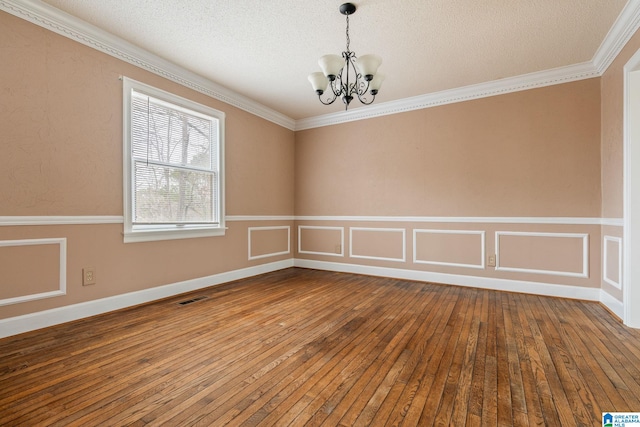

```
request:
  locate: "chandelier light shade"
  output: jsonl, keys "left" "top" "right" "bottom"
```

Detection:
{"left": 308, "top": 2, "right": 385, "bottom": 110}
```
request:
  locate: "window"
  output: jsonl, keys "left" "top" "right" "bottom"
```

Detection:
{"left": 123, "top": 77, "right": 225, "bottom": 243}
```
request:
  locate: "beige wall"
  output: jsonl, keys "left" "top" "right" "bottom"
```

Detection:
{"left": 0, "top": 12, "right": 295, "bottom": 319}
{"left": 601, "top": 29, "right": 640, "bottom": 219}
{"left": 295, "top": 79, "right": 601, "bottom": 217}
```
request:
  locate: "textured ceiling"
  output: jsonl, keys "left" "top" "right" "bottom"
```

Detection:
{"left": 40, "top": 0, "right": 627, "bottom": 120}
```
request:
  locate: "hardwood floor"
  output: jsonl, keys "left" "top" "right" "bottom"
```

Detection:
{"left": 1, "top": 268, "right": 639, "bottom": 426}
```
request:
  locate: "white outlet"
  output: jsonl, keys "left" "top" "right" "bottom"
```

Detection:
{"left": 488, "top": 255, "right": 496, "bottom": 267}
{"left": 83, "top": 267, "right": 96, "bottom": 286}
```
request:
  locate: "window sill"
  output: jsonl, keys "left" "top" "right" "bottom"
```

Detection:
{"left": 123, "top": 225, "right": 227, "bottom": 243}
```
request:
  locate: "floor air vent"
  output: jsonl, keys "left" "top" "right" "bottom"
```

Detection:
{"left": 177, "top": 295, "right": 208, "bottom": 306}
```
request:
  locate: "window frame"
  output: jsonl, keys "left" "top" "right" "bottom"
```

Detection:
{"left": 122, "top": 77, "right": 225, "bottom": 243}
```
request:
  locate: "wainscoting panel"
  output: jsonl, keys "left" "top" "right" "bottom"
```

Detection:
{"left": 248, "top": 226, "right": 290, "bottom": 260}
{"left": 604, "top": 235, "right": 622, "bottom": 289}
{"left": 0, "top": 238, "right": 67, "bottom": 306}
{"left": 496, "top": 231, "right": 589, "bottom": 278}
{"left": 297, "top": 226, "right": 344, "bottom": 257}
{"left": 349, "top": 227, "right": 406, "bottom": 262}
{"left": 413, "top": 229, "right": 485, "bottom": 269}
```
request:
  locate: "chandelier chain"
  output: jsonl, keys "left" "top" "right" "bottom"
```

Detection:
{"left": 345, "top": 14, "right": 350, "bottom": 52}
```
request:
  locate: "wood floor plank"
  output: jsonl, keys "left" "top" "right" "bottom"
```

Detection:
{"left": 513, "top": 293, "right": 562, "bottom": 427}
{"left": 1, "top": 268, "right": 640, "bottom": 426}
{"left": 448, "top": 289, "right": 484, "bottom": 427}
{"left": 406, "top": 289, "right": 474, "bottom": 426}
{"left": 426, "top": 290, "right": 478, "bottom": 426}
{"left": 495, "top": 294, "right": 514, "bottom": 427}
{"left": 525, "top": 295, "right": 579, "bottom": 426}
{"left": 466, "top": 290, "right": 490, "bottom": 425}
{"left": 500, "top": 293, "right": 527, "bottom": 425}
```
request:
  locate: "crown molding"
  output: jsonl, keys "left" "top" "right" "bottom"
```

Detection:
{"left": 295, "top": 62, "right": 599, "bottom": 130}
{"left": 0, "top": 0, "right": 296, "bottom": 131}
{"left": 592, "top": 0, "right": 640, "bottom": 74}
{"left": 3, "top": 0, "right": 640, "bottom": 131}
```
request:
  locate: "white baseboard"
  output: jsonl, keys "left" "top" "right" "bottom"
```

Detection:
{"left": 1, "top": 258, "right": 625, "bottom": 339}
{"left": 294, "top": 259, "right": 602, "bottom": 302}
{"left": 599, "top": 289, "right": 624, "bottom": 320}
{"left": 0, "top": 259, "right": 293, "bottom": 339}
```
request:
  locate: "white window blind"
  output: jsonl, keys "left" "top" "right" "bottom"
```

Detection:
{"left": 123, "top": 77, "right": 225, "bottom": 242}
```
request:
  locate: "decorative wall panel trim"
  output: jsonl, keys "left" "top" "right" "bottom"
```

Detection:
{"left": 495, "top": 231, "right": 589, "bottom": 278}
{"left": 603, "top": 235, "right": 623, "bottom": 289}
{"left": 0, "top": 216, "right": 124, "bottom": 226}
{"left": 248, "top": 226, "right": 291, "bottom": 260}
{"left": 297, "top": 226, "right": 344, "bottom": 257}
{"left": 0, "top": 215, "right": 620, "bottom": 226}
{"left": 227, "top": 215, "right": 295, "bottom": 222}
{"left": 295, "top": 215, "right": 614, "bottom": 225}
{"left": 0, "top": 215, "right": 297, "bottom": 226}
{"left": 349, "top": 227, "right": 406, "bottom": 262}
{"left": 413, "top": 229, "right": 485, "bottom": 269}
{"left": 0, "top": 259, "right": 293, "bottom": 339}
{"left": 601, "top": 218, "right": 624, "bottom": 227}
{"left": 0, "top": 238, "right": 67, "bottom": 306}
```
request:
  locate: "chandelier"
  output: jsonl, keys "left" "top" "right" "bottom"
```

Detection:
{"left": 308, "top": 3, "right": 384, "bottom": 110}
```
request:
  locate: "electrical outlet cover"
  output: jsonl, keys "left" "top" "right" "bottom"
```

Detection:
{"left": 83, "top": 267, "right": 96, "bottom": 286}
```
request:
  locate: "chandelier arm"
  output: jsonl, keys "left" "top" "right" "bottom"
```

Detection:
{"left": 344, "top": 52, "right": 352, "bottom": 96}
{"left": 319, "top": 79, "right": 339, "bottom": 105}
{"left": 355, "top": 76, "right": 371, "bottom": 100}
{"left": 349, "top": 53, "right": 371, "bottom": 98}
{"left": 331, "top": 72, "right": 344, "bottom": 97}
{"left": 317, "top": 93, "right": 338, "bottom": 105}
{"left": 356, "top": 92, "right": 376, "bottom": 105}
{"left": 344, "top": 51, "right": 357, "bottom": 97}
